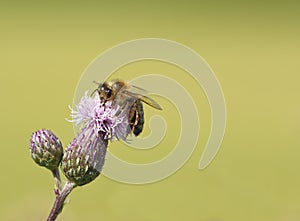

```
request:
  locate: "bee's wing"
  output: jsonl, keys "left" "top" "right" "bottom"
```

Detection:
{"left": 112, "top": 88, "right": 137, "bottom": 114}
{"left": 122, "top": 90, "right": 162, "bottom": 110}
{"left": 130, "top": 84, "right": 147, "bottom": 93}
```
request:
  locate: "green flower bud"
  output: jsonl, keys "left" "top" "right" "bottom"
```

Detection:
{"left": 30, "top": 129, "right": 63, "bottom": 171}
{"left": 61, "top": 125, "right": 108, "bottom": 186}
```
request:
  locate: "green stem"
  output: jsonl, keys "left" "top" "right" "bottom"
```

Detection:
{"left": 51, "top": 169, "right": 62, "bottom": 196}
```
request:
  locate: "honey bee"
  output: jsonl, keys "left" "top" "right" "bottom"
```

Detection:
{"left": 95, "top": 79, "right": 162, "bottom": 136}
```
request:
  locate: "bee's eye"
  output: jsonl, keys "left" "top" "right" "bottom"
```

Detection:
{"left": 105, "top": 88, "right": 112, "bottom": 98}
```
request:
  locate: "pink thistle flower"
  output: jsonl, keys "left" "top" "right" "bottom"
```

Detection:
{"left": 69, "top": 92, "right": 130, "bottom": 141}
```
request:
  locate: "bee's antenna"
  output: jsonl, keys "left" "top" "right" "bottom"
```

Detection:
{"left": 90, "top": 88, "right": 98, "bottom": 97}
{"left": 91, "top": 81, "right": 101, "bottom": 97}
{"left": 93, "top": 80, "right": 100, "bottom": 85}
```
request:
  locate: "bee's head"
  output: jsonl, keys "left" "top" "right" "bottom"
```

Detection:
{"left": 97, "top": 82, "right": 113, "bottom": 101}
{"left": 94, "top": 79, "right": 127, "bottom": 102}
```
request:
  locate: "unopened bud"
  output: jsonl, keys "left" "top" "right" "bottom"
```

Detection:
{"left": 30, "top": 129, "right": 63, "bottom": 171}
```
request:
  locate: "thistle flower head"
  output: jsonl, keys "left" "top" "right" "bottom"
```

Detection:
{"left": 69, "top": 92, "right": 130, "bottom": 141}
{"left": 62, "top": 91, "right": 132, "bottom": 186}
{"left": 30, "top": 129, "right": 63, "bottom": 171}
{"left": 61, "top": 125, "right": 108, "bottom": 186}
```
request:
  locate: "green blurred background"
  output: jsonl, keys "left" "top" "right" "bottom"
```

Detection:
{"left": 1, "top": 1, "right": 300, "bottom": 220}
